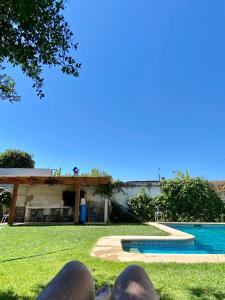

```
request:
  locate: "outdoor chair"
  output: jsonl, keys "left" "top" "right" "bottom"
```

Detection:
{"left": 1, "top": 208, "right": 9, "bottom": 223}
{"left": 50, "top": 208, "right": 61, "bottom": 222}
{"left": 154, "top": 206, "right": 165, "bottom": 223}
{"left": 31, "top": 209, "right": 44, "bottom": 222}
{"left": 61, "top": 208, "right": 73, "bottom": 222}
{"left": 41, "top": 208, "right": 61, "bottom": 222}
{"left": 88, "top": 207, "right": 97, "bottom": 222}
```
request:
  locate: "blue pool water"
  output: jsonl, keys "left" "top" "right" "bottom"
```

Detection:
{"left": 122, "top": 224, "right": 225, "bottom": 254}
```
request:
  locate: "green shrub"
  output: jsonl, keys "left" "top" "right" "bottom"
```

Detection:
{"left": 127, "top": 189, "right": 156, "bottom": 222}
{"left": 0, "top": 187, "right": 11, "bottom": 208}
{"left": 158, "top": 175, "right": 225, "bottom": 222}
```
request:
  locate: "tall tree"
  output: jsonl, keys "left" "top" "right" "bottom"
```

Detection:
{"left": 0, "top": 149, "right": 35, "bottom": 168}
{"left": 0, "top": 0, "right": 80, "bottom": 102}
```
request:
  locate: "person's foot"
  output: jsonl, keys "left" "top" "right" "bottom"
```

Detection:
{"left": 95, "top": 284, "right": 111, "bottom": 300}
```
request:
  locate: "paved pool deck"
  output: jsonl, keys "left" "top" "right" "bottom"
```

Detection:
{"left": 91, "top": 222, "right": 225, "bottom": 263}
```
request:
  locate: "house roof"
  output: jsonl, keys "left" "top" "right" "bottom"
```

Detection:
{"left": 0, "top": 168, "right": 52, "bottom": 176}
{"left": 0, "top": 176, "right": 111, "bottom": 185}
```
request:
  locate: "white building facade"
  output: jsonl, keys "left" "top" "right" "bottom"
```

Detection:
{"left": 0, "top": 169, "right": 160, "bottom": 223}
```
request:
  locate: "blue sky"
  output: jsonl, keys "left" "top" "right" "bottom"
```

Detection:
{"left": 1, "top": 0, "right": 225, "bottom": 181}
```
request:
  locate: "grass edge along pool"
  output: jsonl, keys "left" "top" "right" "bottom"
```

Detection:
{"left": 122, "top": 224, "right": 225, "bottom": 254}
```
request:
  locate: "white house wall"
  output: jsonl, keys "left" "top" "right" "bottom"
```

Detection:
{"left": 16, "top": 184, "right": 160, "bottom": 208}
{"left": 15, "top": 182, "right": 160, "bottom": 222}
{"left": 17, "top": 185, "right": 72, "bottom": 207}
{"left": 112, "top": 185, "right": 160, "bottom": 208}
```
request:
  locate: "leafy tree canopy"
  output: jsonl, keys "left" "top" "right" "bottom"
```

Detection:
{"left": 0, "top": 0, "right": 80, "bottom": 102}
{"left": 0, "top": 149, "right": 35, "bottom": 168}
{"left": 157, "top": 172, "right": 225, "bottom": 222}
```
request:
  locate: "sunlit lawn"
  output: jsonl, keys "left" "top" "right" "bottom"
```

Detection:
{"left": 0, "top": 224, "right": 225, "bottom": 300}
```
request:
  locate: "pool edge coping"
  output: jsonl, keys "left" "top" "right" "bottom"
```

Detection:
{"left": 91, "top": 222, "right": 225, "bottom": 263}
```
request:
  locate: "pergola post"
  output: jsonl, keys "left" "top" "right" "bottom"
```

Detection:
{"left": 74, "top": 183, "right": 81, "bottom": 224}
{"left": 104, "top": 199, "right": 109, "bottom": 223}
{"left": 8, "top": 183, "right": 19, "bottom": 225}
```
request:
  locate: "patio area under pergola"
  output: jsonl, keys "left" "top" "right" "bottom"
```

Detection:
{"left": 0, "top": 176, "right": 111, "bottom": 225}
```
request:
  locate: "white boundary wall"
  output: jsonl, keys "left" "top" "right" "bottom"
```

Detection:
{"left": 112, "top": 181, "right": 160, "bottom": 208}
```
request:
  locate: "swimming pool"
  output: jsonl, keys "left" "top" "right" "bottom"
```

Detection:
{"left": 122, "top": 224, "right": 225, "bottom": 254}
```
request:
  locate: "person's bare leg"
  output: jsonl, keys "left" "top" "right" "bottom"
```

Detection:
{"left": 37, "top": 261, "right": 95, "bottom": 300}
{"left": 110, "top": 265, "right": 159, "bottom": 300}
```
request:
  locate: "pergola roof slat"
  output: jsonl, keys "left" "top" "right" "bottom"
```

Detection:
{"left": 0, "top": 176, "right": 111, "bottom": 185}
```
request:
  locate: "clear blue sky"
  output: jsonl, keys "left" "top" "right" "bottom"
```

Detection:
{"left": 1, "top": 0, "right": 225, "bottom": 181}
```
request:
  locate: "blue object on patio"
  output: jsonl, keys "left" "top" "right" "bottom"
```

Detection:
{"left": 79, "top": 205, "right": 88, "bottom": 224}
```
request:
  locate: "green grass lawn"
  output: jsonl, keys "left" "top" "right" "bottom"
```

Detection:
{"left": 0, "top": 224, "right": 225, "bottom": 300}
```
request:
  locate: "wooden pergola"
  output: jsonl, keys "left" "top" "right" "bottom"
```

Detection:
{"left": 0, "top": 176, "right": 111, "bottom": 225}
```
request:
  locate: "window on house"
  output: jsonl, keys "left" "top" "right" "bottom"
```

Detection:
{"left": 63, "top": 191, "right": 85, "bottom": 207}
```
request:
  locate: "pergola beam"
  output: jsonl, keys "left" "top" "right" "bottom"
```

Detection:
{"left": 0, "top": 176, "right": 111, "bottom": 185}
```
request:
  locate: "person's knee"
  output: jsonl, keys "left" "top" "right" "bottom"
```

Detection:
{"left": 114, "top": 265, "right": 151, "bottom": 286}
{"left": 120, "top": 265, "right": 149, "bottom": 279}
{"left": 61, "top": 261, "right": 92, "bottom": 279}
{"left": 37, "top": 261, "right": 95, "bottom": 300}
{"left": 52, "top": 261, "right": 93, "bottom": 286}
{"left": 111, "top": 265, "right": 159, "bottom": 300}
